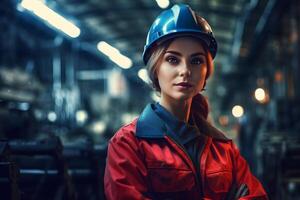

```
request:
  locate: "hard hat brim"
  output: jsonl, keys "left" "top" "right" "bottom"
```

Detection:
{"left": 143, "top": 30, "right": 217, "bottom": 65}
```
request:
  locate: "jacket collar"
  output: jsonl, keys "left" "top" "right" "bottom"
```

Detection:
{"left": 136, "top": 103, "right": 230, "bottom": 141}
{"left": 154, "top": 103, "right": 201, "bottom": 144}
{"left": 136, "top": 104, "right": 166, "bottom": 138}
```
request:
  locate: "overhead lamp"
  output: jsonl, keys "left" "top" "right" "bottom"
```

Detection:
{"left": 155, "top": 0, "right": 170, "bottom": 9}
{"left": 76, "top": 110, "right": 88, "bottom": 125}
{"left": 91, "top": 121, "right": 106, "bottom": 135}
{"left": 232, "top": 105, "right": 244, "bottom": 118}
{"left": 138, "top": 68, "right": 150, "bottom": 83}
{"left": 97, "top": 41, "right": 132, "bottom": 69}
{"left": 254, "top": 88, "right": 267, "bottom": 103}
{"left": 47, "top": 111, "right": 57, "bottom": 122}
{"left": 20, "top": 0, "right": 80, "bottom": 38}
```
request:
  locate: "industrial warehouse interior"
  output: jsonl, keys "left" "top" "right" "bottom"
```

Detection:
{"left": 0, "top": 0, "right": 299, "bottom": 199}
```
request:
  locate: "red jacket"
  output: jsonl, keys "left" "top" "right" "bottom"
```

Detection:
{"left": 104, "top": 104, "right": 268, "bottom": 200}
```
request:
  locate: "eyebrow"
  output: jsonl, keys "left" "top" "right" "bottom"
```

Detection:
{"left": 165, "top": 50, "right": 205, "bottom": 57}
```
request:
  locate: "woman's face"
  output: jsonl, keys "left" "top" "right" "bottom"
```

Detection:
{"left": 156, "top": 37, "right": 208, "bottom": 102}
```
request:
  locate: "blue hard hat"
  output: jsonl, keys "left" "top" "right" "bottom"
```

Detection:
{"left": 143, "top": 4, "right": 218, "bottom": 64}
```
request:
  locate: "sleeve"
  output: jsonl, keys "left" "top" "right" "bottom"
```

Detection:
{"left": 231, "top": 142, "right": 269, "bottom": 200}
{"left": 104, "top": 129, "right": 152, "bottom": 200}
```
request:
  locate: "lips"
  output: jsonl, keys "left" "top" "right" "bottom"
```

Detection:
{"left": 174, "top": 82, "right": 193, "bottom": 88}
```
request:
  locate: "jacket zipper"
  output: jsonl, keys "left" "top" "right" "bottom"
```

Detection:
{"left": 165, "top": 135, "right": 203, "bottom": 196}
{"left": 197, "top": 136, "right": 208, "bottom": 196}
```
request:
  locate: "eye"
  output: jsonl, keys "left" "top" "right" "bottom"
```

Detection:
{"left": 191, "top": 57, "right": 204, "bottom": 65}
{"left": 166, "top": 56, "right": 179, "bottom": 65}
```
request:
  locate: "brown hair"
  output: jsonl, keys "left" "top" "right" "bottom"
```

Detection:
{"left": 147, "top": 39, "right": 174, "bottom": 93}
{"left": 146, "top": 37, "right": 213, "bottom": 119}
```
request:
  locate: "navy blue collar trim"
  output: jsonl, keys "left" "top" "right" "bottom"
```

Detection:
{"left": 136, "top": 104, "right": 166, "bottom": 138}
{"left": 154, "top": 102, "right": 197, "bottom": 131}
{"left": 154, "top": 103, "right": 200, "bottom": 144}
{"left": 136, "top": 103, "right": 230, "bottom": 141}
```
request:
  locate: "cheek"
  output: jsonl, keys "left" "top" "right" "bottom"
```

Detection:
{"left": 157, "top": 75, "right": 169, "bottom": 90}
{"left": 156, "top": 70, "right": 167, "bottom": 89}
{"left": 157, "top": 67, "right": 173, "bottom": 84}
{"left": 194, "top": 67, "right": 207, "bottom": 80}
{"left": 193, "top": 67, "right": 207, "bottom": 89}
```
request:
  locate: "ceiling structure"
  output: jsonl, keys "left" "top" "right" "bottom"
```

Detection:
{"left": 54, "top": 0, "right": 246, "bottom": 72}
{"left": 1, "top": 0, "right": 288, "bottom": 122}
{"left": 52, "top": 0, "right": 250, "bottom": 115}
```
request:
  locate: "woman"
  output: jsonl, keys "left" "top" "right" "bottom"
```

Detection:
{"left": 104, "top": 4, "right": 268, "bottom": 200}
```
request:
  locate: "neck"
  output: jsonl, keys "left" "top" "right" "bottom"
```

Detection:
{"left": 160, "top": 95, "right": 192, "bottom": 123}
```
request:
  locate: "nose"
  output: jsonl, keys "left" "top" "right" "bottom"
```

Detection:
{"left": 178, "top": 61, "right": 191, "bottom": 77}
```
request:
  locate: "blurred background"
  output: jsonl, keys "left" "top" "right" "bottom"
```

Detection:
{"left": 0, "top": 0, "right": 299, "bottom": 199}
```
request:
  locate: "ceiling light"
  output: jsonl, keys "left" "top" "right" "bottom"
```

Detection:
{"left": 254, "top": 88, "right": 266, "bottom": 102}
{"left": 47, "top": 111, "right": 57, "bottom": 122}
{"left": 91, "top": 121, "right": 106, "bottom": 135}
{"left": 111, "top": 53, "right": 132, "bottom": 69}
{"left": 97, "top": 41, "right": 119, "bottom": 55}
{"left": 76, "top": 110, "right": 88, "bottom": 125}
{"left": 156, "top": 0, "right": 170, "bottom": 9}
{"left": 97, "top": 41, "right": 132, "bottom": 69}
{"left": 20, "top": 0, "right": 80, "bottom": 38}
{"left": 232, "top": 105, "right": 244, "bottom": 118}
{"left": 138, "top": 68, "right": 150, "bottom": 83}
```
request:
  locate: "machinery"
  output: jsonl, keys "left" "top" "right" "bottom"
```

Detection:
{"left": 0, "top": 136, "right": 107, "bottom": 200}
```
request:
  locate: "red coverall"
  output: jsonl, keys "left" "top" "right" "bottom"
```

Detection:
{"left": 104, "top": 104, "right": 268, "bottom": 200}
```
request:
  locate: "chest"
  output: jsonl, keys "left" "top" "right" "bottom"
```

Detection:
{"left": 141, "top": 140, "right": 234, "bottom": 199}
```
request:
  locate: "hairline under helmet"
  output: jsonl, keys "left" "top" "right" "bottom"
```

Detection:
{"left": 144, "top": 31, "right": 212, "bottom": 64}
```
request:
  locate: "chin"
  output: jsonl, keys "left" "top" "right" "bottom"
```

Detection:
{"left": 171, "top": 93, "right": 194, "bottom": 101}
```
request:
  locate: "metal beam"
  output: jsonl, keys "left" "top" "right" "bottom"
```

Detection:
{"left": 246, "top": 0, "right": 289, "bottom": 63}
